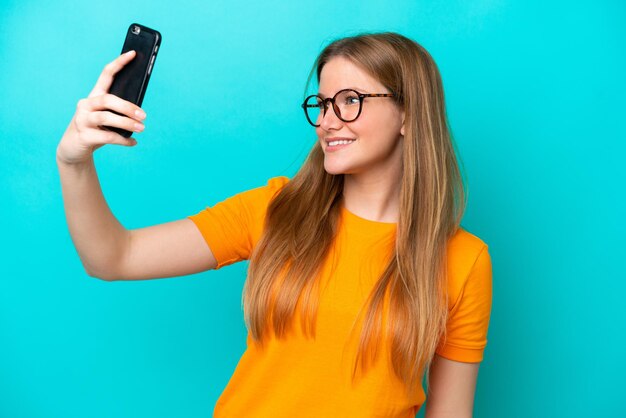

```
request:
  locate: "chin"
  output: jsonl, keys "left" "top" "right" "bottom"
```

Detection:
{"left": 323, "top": 162, "right": 344, "bottom": 175}
{"left": 323, "top": 161, "right": 358, "bottom": 176}
{"left": 323, "top": 166, "right": 344, "bottom": 175}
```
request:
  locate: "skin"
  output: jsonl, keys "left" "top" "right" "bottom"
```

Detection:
{"left": 316, "top": 57, "right": 480, "bottom": 417}
{"left": 425, "top": 355, "right": 480, "bottom": 417}
{"left": 58, "top": 50, "right": 480, "bottom": 416}
{"left": 316, "top": 56, "right": 405, "bottom": 223}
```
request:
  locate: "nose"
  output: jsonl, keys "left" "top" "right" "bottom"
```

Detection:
{"left": 318, "top": 104, "right": 343, "bottom": 131}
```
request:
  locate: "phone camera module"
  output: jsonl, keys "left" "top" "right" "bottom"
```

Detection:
{"left": 132, "top": 25, "right": 141, "bottom": 35}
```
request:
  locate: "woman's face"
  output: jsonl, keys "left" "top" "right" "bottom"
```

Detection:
{"left": 316, "top": 56, "right": 405, "bottom": 177}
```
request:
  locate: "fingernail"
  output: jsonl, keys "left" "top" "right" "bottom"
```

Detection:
{"left": 135, "top": 109, "right": 146, "bottom": 119}
{"left": 134, "top": 123, "right": 144, "bottom": 132}
{"left": 126, "top": 50, "right": 134, "bottom": 55}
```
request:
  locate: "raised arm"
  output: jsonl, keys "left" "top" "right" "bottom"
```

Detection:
{"left": 113, "top": 219, "right": 217, "bottom": 281}
{"left": 57, "top": 51, "right": 216, "bottom": 281}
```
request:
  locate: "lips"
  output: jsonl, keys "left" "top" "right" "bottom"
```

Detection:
{"left": 323, "top": 137, "right": 356, "bottom": 153}
{"left": 325, "top": 137, "right": 356, "bottom": 145}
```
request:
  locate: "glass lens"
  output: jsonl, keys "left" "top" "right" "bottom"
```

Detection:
{"left": 304, "top": 96, "right": 323, "bottom": 126}
{"left": 335, "top": 90, "right": 361, "bottom": 121}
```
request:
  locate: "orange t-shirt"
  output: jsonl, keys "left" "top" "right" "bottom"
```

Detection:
{"left": 187, "top": 176, "right": 492, "bottom": 418}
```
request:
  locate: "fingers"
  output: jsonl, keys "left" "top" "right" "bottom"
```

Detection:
{"left": 67, "top": 50, "right": 147, "bottom": 155}
{"left": 60, "top": 51, "right": 143, "bottom": 164}
{"left": 86, "top": 111, "right": 145, "bottom": 134}
{"left": 89, "top": 129, "right": 138, "bottom": 147}
{"left": 88, "top": 50, "right": 136, "bottom": 98}
{"left": 77, "top": 94, "right": 146, "bottom": 123}
{"left": 74, "top": 97, "right": 145, "bottom": 144}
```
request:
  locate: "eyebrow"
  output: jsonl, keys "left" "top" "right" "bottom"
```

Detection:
{"left": 317, "top": 87, "right": 366, "bottom": 99}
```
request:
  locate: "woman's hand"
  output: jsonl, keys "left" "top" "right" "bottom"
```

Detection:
{"left": 56, "top": 50, "right": 147, "bottom": 165}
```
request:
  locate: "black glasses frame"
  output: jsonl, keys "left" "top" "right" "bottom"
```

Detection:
{"left": 301, "top": 88, "right": 395, "bottom": 127}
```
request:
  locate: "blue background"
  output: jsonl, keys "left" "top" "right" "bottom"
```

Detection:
{"left": 1, "top": 1, "right": 624, "bottom": 417}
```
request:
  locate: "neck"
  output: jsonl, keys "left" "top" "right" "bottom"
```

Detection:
{"left": 342, "top": 167, "right": 402, "bottom": 223}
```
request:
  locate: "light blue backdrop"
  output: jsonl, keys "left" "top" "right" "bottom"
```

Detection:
{"left": 1, "top": 1, "right": 624, "bottom": 417}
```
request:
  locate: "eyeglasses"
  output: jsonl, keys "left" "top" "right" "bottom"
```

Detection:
{"left": 301, "top": 88, "right": 395, "bottom": 127}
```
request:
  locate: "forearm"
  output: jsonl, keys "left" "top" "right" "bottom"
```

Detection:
{"left": 56, "top": 150, "right": 129, "bottom": 280}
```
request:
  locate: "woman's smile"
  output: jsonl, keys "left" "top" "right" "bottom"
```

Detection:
{"left": 325, "top": 136, "right": 357, "bottom": 151}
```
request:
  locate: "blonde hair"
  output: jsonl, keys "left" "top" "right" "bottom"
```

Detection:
{"left": 243, "top": 32, "right": 467, "bottom": 393}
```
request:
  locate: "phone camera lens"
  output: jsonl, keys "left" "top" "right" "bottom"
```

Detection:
{"left": 132, "top": 26, "right": 141, "bottom": 35}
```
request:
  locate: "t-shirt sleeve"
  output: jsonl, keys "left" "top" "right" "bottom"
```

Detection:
{"left": 186, "top": 176, "right": 290, "bottom": 270}
{"left": 435, "top": 244, "right": 493, "bottom": 363}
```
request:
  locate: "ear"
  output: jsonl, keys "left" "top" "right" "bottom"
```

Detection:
{"left": 400, "top": 111, "right": 405, "bottom": 136}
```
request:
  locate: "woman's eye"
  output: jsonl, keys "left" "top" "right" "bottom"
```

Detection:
{"left": 345, "top": 96, "right": 359, "bottom": 105}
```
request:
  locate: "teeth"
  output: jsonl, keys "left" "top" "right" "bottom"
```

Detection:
{"left": 328, "top": 139, "right": 355, "bottom": 146}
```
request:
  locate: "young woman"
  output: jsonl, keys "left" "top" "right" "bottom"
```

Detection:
{"left": 57, "top": 32, "right": 492, "bottom": 418}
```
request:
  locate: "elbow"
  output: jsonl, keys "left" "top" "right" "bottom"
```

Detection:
{"left": 86, "top": 268, "right": 119, "bottom": 281}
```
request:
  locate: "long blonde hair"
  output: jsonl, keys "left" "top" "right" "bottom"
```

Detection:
{"left": 243, "top": 32, "right": 467, "bottom": 393}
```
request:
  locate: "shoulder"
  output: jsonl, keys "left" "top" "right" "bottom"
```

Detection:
{"left": 445, "top": 227, "right": 491, "bottom": 309}
{"left": 249, "top": 175, "right": 290, "bottom": 205}
{"left": 447, "top": 227, "right": 488, "bottom": 268}
{"left": 265, "top": 176, "right": 290, "bottom": 194}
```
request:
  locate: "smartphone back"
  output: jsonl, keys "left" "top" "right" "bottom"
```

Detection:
{"left": 104, "top": 23, "right": 161, "bottom": 137}
{"left": 110, "top": 23, "right": 161, "bottom": 107}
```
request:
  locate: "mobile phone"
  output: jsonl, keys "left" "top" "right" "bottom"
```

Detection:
{"left": 103, "top": 23, "right": 161, "bottom": 138}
